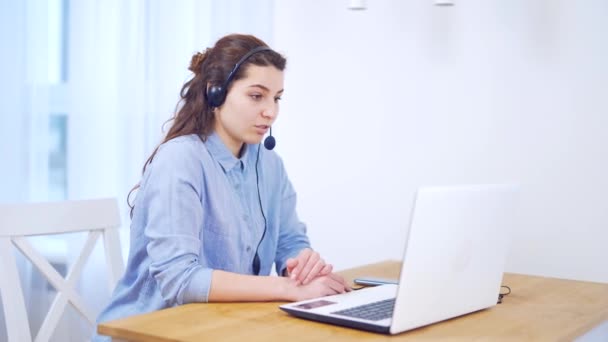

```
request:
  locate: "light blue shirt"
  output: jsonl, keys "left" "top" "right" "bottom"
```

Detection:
{"left": 94, "top": 132, "right": 310, "bottom": 338}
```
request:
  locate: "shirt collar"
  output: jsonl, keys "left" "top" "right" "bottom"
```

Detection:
{"left": 205, "top": 132, "right": 254, "bottom": 172}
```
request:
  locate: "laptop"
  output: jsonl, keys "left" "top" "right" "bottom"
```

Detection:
{"left": 280, "top": 184, "right": 518, "bottom": 334}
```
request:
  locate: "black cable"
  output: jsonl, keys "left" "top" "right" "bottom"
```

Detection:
{"left": 252, "top": 144, "right": 267, "bottom": 275}
{"left": 497, "top": 285, "right": 511, "bottom": 304}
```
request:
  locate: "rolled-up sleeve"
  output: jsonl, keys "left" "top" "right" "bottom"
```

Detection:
{"left": 141, "top": 141, "right": 213, "bottom": 305}
{"left": 274, "top": 159, "right": 311, "bottom": 275}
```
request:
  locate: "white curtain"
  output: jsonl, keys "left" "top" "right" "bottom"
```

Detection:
{"left": 0, "top": 0, "right": 274, "bottom": 340}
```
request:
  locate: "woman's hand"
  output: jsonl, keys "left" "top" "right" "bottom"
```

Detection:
{"left": 285, "top": 248, "right": 332, "bottom": 285}
{"left": 285, "top": 272, "right": 351, "bottom": 302}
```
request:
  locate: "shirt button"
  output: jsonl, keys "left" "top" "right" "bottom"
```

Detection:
{"left": 246, "top": 246, "right": 252, "bottom": 252}
{"left": 242, "top": 214, "right": 248, "bottom": 221}
{"left": 234, "top": 183, "right": 240, "bottom": 189}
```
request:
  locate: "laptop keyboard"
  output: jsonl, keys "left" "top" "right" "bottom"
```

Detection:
{"left": 331, "top": 298, "right": 396, "bottom": 321}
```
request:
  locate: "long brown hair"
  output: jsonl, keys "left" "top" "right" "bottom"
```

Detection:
{"left": 128, "top": 34, "right": 287, "bottom": 216}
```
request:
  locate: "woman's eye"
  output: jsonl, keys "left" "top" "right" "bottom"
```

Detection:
{"left": 250, "top": 94, "right": 262, "bottom": 101}
{"left": 274, "top": 97, "right": 282, "bottom": 103}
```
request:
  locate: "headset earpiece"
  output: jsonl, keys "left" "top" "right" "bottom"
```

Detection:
{"left": 206, "top": 84, "right": 226, "bottom": 108}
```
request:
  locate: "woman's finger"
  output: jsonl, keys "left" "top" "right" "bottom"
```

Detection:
{"left": 285, "top": 258, "right": 298, "bottom": 276}
{"left": 290, "top": 249, "right": 312, "bottom": 281}
{"left": 296, "top": 251, "right": 320, "bottom": 284}
{"left": 328, "top": 272, "right": 351, "bottom": 292}
{"left": 302, "top": 258, "right": 325, "bottom": 285}
{"left": 324, "top": 276, "right": 347, "bottom": 294}
{"left": 320, "top": 263, "right": 333, "bottom": 275}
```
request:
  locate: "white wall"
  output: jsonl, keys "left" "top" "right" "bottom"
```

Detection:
{"left": 272, "top": 0, "right": 608, "bottom": 283}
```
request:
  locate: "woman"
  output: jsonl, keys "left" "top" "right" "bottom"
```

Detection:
{"left": 95, "top": 34, "right": 350, "bottom": 333}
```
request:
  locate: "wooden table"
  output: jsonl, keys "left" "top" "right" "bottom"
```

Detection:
{"left": 98, "top": 260, "right": 608, "bottom": 341}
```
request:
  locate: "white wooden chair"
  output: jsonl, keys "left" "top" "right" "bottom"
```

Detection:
{"left": 0, "top": 198, "right": 125, "bottom": 342}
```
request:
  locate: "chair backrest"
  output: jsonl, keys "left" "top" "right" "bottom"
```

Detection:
{"left": 0, "top": 198, "right": 125, "bottom": 342}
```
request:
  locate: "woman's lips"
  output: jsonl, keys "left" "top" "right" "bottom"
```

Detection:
{"left": 255, "top": 125, "right": 269, "bottom": 135}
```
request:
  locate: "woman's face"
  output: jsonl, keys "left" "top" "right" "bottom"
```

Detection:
{"left": 213, "top": 65, "right": 284, "bottom": 157}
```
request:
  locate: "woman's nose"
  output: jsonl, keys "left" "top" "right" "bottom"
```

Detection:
{"left": 262, "top": 104, "right": 278, "bottom": 119}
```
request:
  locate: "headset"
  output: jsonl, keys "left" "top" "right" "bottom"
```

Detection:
{"left": 206, "top": 46, "right": 272, "bottom": 108}
{"left": 206, "top": 46, "right": 276, "bottom": 275}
